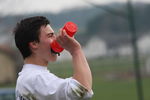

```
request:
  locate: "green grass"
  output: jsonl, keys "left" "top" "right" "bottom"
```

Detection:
{"left": 92, "top": 77, "right": 150, "bottom": 100}
{"left": 0, "top": 57, "right": 149, "bottom": 100}
{"left": 48, "top": 57, "right": 150, "bottom": 100}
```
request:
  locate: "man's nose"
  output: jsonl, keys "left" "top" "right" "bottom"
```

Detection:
{"left": 51, "top": 34, "right": 56, "bottom": 40}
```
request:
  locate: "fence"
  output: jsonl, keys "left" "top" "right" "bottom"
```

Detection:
{"left": 0, "top": 88, "right": 15, "bottom": 100}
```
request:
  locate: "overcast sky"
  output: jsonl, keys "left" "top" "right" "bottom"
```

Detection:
{"left": 0, "top": 0, "right": 149, "bottom": 16}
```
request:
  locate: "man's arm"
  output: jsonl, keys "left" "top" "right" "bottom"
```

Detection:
{"left": 71, "top": 49, "right": 92, "bottom": 91}
{"left": 56, "top": 29, "right": 92, "bottom": 91}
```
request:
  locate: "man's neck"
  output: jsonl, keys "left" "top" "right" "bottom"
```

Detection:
{"left": 24, "top": 55, "right": 48, "bottom": 67}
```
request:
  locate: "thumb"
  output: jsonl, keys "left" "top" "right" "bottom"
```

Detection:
{"left": 62, "top": 29, "right": 71, "bottom": 38}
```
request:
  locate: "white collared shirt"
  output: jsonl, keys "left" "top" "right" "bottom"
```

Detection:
{"left": 16, "top": 64, "right": 93, "bottom": 100}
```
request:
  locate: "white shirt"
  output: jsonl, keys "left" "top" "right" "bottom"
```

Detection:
{"left": 16, "top": 64, "right": 93, "bottom": 100}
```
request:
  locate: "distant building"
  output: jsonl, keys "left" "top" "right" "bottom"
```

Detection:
{"left": 0, "top": 45, "right": 23, "bottom": 85}
{"left": 117, "top": 45, "right": 132, "bottom": 56}
{"left": 57, "top": 50, "right": 71, "bottom": 61}
{"left": 114, "top": 34, "right": 150, "bottom": 57}
{"left": 138, "top": 34, "right": 150, "bottom": 55}
{"left": 83, "top": 37, "right": 107, "bottom": 59}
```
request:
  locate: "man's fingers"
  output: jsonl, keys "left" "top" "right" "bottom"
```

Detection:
{"left": 56, "top": 35, "right": 65, "bottom": 45}
{"left": 56, "top": 36, "right": 61, "bottom": 44}
{"left": 63, "top": 29, "right": 74, "bottom": 40}
{"left": 56, "top": 28, "right": 75, "bottom": 46}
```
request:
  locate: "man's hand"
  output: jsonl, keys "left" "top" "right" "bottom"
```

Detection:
{"left": 56, "top": 28, "right": 81, "bottom": 55}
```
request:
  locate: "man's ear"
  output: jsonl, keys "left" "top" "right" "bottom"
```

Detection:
{"left": 29, "top": 41, "right": 39, "bottom": 50}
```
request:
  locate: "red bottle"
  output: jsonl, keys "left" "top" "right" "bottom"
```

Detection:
{"left": 50, "top": 22, "right": 78, "bottom": 54}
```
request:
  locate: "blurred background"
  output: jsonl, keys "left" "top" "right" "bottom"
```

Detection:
{"left": 0, "top": 0, "right": 150, "bottom": 100}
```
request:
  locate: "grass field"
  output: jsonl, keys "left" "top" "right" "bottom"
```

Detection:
{"left": 48, "top": 57, "right": 150, "bottom": 100}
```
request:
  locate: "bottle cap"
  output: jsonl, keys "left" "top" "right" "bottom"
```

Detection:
{"left": 63, "top": 22, "right": 78, "bottom": 37}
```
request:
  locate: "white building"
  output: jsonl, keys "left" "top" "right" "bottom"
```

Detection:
{"left": 83, "top": 37, "right": 107, "bottom": 59}
{"left": 118, "top": 45, "right": 133, "bottom": 56}
{"left": 137, "top": 34, "right": 150, "bottom": 55}
{"left": 116, "top": 34, "right": 150, "bottom": 56}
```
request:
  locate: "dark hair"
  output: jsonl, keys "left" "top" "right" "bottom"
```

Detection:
{"left": 13, "top": 16, "right": 50, "bottom": 59}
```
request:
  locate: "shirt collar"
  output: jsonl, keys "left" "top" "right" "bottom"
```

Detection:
{"left": 23, "top": 64, "right": 48, "bottom": 70}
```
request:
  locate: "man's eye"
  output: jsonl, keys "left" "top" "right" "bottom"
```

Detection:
{"left": 48, "top": 33, "right": 54, "bottom": 37}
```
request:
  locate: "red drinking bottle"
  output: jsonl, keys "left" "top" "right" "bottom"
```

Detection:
{"left": 50, "top": 22, "right": 78, "bottom": 54}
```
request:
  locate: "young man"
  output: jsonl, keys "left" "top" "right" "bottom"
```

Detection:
{"left": 14, "top": 16, "right": 93, "bottom": 100}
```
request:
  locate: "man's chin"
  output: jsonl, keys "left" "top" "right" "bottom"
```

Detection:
{"left": 51, "top": 52, "right": 58, "bottom": 57}
{"left": 48, "top": 54, "right": 57, "bottom": 62}
{"left": 49, "top": 59, "right": 56, "bottom": 62}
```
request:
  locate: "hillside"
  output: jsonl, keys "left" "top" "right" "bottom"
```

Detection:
{"left": 0, "top": 2, "right": 149, "bottom": 48}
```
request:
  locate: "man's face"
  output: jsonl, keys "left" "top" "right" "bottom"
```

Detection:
{"left": 36, "top": 24, "right": 57, "bottom": 62}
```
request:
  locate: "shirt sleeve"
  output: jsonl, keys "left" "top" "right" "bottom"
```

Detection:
{"left": 67, "top": 78, "right": 94, "bottom": 100}
{"left": 33, "top": 73, "right": 93, "bottom": 100}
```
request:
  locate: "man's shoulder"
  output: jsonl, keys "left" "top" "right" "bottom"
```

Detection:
{"left": 17, "top": 69, "right": 42, "bottom": 83}
{"left": 19, "top": 69, "right": 55, "bottom": 81}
